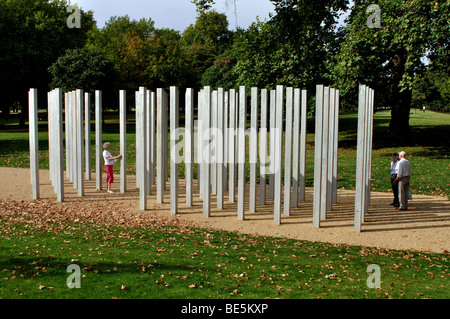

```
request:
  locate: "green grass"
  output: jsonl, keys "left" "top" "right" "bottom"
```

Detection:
{"left": 1, "top": 110, "right": 449, "bottom": 300}
{"left": 0, "top": 199, "right": 448, "bottom": 299}
{"left": 1, "top": 110, "right": 448, "bottom": 197}
{"left": 335, "top": 110, "right": 450, "bottom": 198}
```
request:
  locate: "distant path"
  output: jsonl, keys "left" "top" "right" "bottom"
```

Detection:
{"left": 1, "top": 167, "right": 449, "bottom": 254}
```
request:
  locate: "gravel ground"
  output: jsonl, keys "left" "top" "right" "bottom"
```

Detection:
{"left": 1, "top": 167, "right": 449, "bottom": 254}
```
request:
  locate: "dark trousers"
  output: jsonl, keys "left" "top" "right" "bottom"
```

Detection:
{"left": 391, "top": 174, "right": 399, "bottom": 205}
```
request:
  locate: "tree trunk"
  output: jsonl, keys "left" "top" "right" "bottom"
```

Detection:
{"left": 1, "top": 104, "right": 10, "bottom": 121}
{"left": 19, "top": 89, "right": 29, "bottom": 129}
{"left": 389, "top": 52, "right": 412, "bottom": 145}
{"left": 389, "top": 86, "right": 412, "bottom": 145}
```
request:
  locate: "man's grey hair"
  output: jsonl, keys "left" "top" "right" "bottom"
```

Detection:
{"left": 103, "top": 142, "right": 110, "bottom": 149}
{"left": 399, "top": 151, "right": 406, "bottom": 158}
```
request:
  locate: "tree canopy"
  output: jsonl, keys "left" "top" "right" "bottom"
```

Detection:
{"left": 2, "top": 0, "right": 449, "bottom": 144}
{"left": 333, "top": 0, "right": 449, "bottom": 143}
{"left": 0, "top": 0, "right": 96, "bottom": 124}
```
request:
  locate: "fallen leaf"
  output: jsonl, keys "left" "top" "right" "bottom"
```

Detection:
{"left": 230, "top": 289, "right": 239, "bottom": 295}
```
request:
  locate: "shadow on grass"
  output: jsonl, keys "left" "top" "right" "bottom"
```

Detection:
{"left": 0, "top": 139, "right": 49, "bottom": 156}
{"left": 1, "top": 256, "right": 211, "bottom": 277}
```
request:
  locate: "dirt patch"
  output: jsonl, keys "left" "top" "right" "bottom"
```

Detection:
{"left": 1, "top": 167, "right": 449, "bottom": 254}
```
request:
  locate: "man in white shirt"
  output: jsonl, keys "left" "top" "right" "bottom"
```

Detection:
{"left": 390, "top": 153, "right": 400, "bottom": 207}
{"left": 393, "top": 151, "right": 411, "bottom": 210}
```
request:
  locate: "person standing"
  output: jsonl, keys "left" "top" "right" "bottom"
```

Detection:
{"left": 102, "top": 142, "right": 122, "bottom": 194}
{"left": 393, "top": 151, "right": 411, "bottom": 211}
{"left": 390, "top": 153, "right": 400, "bottom": 207}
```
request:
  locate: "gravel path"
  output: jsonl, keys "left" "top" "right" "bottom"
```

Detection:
{"left": 1, "top": 167, "right": 449, "bottom": 254}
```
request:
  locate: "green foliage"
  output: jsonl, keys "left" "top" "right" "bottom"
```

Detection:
{"left": 86, "top": 15, "right": 156, "bottom": 90}
{"left": 191, "top": 0, "right": 216, "bottom": 13}
{"left": 2, "top": 0, "right": 448, "bottom": 131}
{"left": 412, "top": 66, "right": 450, "bottom": 112}
{"left": 332, "top": 0, "right": 450, "bottom": 118}
{"left": 332, "top": 0, "right": 450, "bottom": 143}
{"left": 0, "top": 0, "right": 96, "bottom": 122}
{"left": 201, "top": 51, "right": 238, "bottom": 88}
{"left": 182, "top": 11, "right": 233, "bottom": 89}
{"left": 182, "top": 10, "right": 232, "bottom": 49}
{"left": 86, "top": 15, "right": 156, "bottom": 68}
{"left": 227, "top": 21, "right": 281, "bottom": 88}
{"left": 270, "top": 0, "right": 349, "bottom": 86}
{"left": 48, "top": 47, "right": 119, "bottom": 94}
{"left": 202, "top": 0, "right": 349, "bottom": 96}
{"left": 84, "top": 11, "right": 232, "bottom": 91}
{"left": 146, "top": 28, "right": 190, "bottom": 88}
{"left": 113, "top": 27, "right": 188, "bottom": 90}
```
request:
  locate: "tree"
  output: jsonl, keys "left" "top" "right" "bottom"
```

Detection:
{"left": 412, "top": 65, "right": 450, "bottom": 112}
{"left": 181, "top": 10, "right": 233, "bottom": 89}
{"left": 86, "top": 15, "right": 156, "bottom": 88}
{"left": 48, "top": 47, "right": 119, "bottom": 109}
{"left": 118, "top": 31, "right": 151, "bottom": 90}
{"left": 146, "top": 28, "right": 190, "bottom": 89}
{"left": 191, "top": 0, "right": 215, "bottom": 13}
{"left": 0, "top": 0, "right": 96, "bottom": 125}
{"left": 182, "top": 10, "right": 232, "bottom": 49}
{"left": 269, "top": 0, "right": 349, "bottom": 88}
{"left": 49, "top": 47, "right": 118, "bottom": 92}
{"left": 333, "top": 0, "right": 449, "bottom": 144}
{"left": 222, "top": 21, "right": 282, "bottom": 88}
{"left": 87, "top": 14, "right": 194, "bottom": 92}
{"left": 201, "top": 50, "right": 239, "bottom": 88}
{"left": 203, "top": 0, "right": 349, "bottom": 96}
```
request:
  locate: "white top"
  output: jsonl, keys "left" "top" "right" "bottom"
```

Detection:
{"left": 397, "top": 158, "right": 411, "bottom": 178}
{"left": 390, "top": 160, "right": 399, "bottom": 175}
{"left": 103, "top": 150, "right": 117, "bottom": 165}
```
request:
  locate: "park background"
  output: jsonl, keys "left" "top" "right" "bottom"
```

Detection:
{"left": 0, "top": 0, "right": 448, "bottom": 300}
{"left": 1, "top": 0, "right": 448, "bottom": 197}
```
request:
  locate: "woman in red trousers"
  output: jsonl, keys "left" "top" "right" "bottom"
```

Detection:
{"left": 102, "top": 142, "right": 122, "bottom": 194}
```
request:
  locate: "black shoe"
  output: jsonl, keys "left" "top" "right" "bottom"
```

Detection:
{"left": 390, "top": 202, "right": 395, "bottom": 206}
{"left": 394, "top": 204, "right": 400, "bottom": 208}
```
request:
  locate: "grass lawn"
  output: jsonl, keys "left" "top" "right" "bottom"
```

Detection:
{"left": 0, "top": 199, "right": 448, "bottom": 299}
{"left": 336, "top": 110, "right": 450, "bottom": 198}
{"left": 1, "top": 110, "right": 448, "bottom": 198}
{"left": 0, "top": 110, "right": 449, "bottom": 300}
